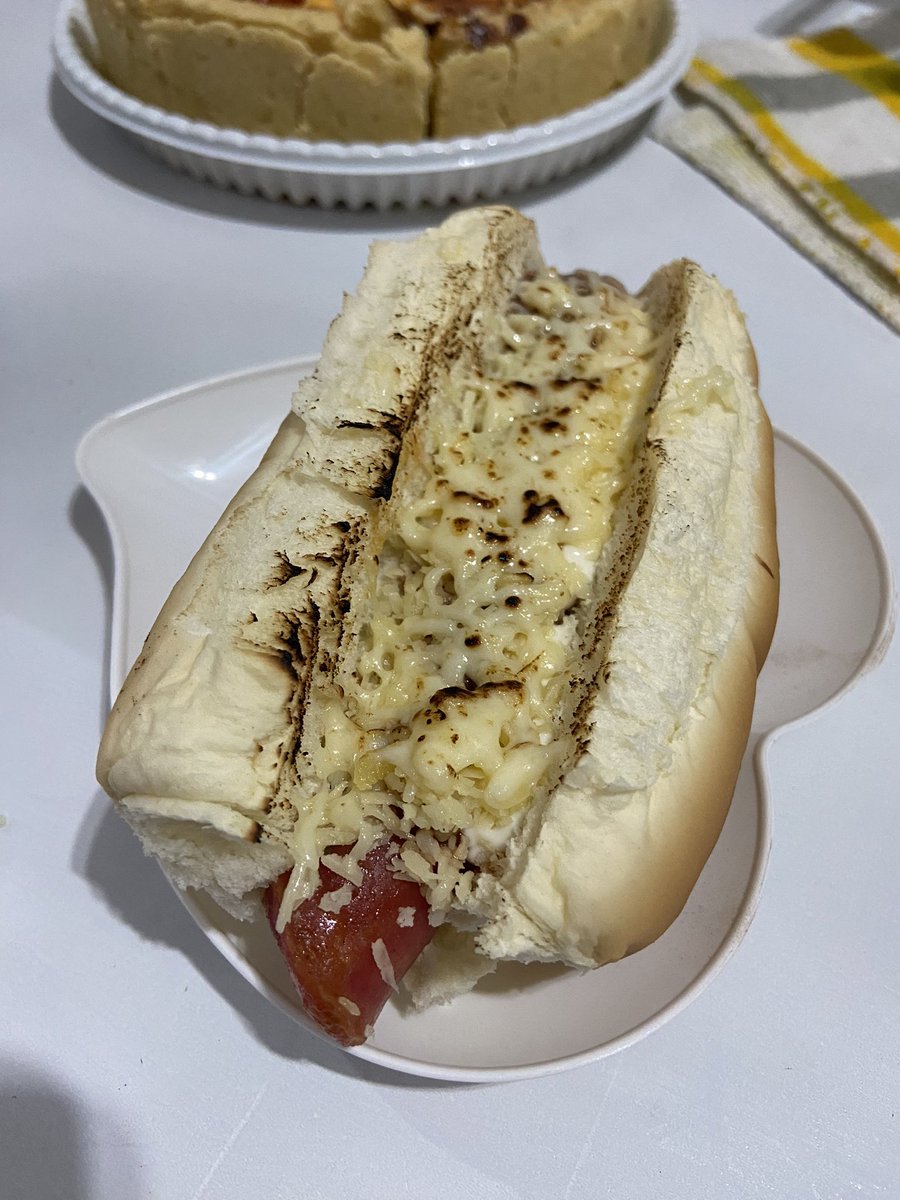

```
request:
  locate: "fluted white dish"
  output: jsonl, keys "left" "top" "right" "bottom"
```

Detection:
{"left": 53, "top": 0, "right": 693, "bottom": 208}
{"left": 76, "top": 359, "right": 893, "bottom": 1081}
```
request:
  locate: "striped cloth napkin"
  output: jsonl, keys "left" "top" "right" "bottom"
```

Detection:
{"left": 657, "top": 14, "right": 900, "bottom": 332}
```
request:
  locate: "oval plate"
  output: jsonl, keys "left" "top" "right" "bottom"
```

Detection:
{"left": 77, "top": 358, "right": 894, "bottom": 1081}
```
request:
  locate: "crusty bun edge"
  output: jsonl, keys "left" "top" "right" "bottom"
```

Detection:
{"left": 471, "top": 261, "right": 778, "bottom": 970}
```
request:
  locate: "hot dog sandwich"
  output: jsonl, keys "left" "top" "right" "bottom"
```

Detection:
{"left": 97, "top": 206, "right": 778, "bottom": 1045}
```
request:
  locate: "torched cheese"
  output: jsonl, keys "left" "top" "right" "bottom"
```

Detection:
{"left": 275, "top": 269, "right": 665, "bottom": 927}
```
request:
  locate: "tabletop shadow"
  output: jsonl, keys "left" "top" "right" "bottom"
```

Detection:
{"left": 49, "top": 73, "right": 650, "bottom": 232}
{"left": 70, "top": 484, "right": 114, "bottom": 726}
{"left": 0, "top": 1059, "right": 145, "bottom": 1200}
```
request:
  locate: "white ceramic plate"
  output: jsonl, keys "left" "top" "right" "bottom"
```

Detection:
{"left": 77, "top": 359, "right": 893, "bottom": 1081}
{"left": 53, "top": 0, "right": 693, "bottom": 208}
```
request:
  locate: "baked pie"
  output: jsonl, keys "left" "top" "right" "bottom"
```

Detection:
{"left": 85, "top": 0, "right": 667, "bottom": 141}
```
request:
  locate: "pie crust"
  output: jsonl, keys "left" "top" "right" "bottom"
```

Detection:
{"left": 85, "top": 0, "right": 668, "bottom": 141}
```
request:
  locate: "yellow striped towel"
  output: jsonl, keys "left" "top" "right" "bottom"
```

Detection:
{"left": 657, "top": 14, "right": 900, "bottom": 332}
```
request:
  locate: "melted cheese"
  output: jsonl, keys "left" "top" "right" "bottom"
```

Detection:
{"left": 275, "top": 269, "right": 664, "bottom": 928}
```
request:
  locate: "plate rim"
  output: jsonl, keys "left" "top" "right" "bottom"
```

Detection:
{"left": 76, "top": 357, "right": 894, "bottom": 1082}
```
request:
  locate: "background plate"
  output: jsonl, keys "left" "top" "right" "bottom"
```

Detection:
{"left": 53, "top": 0, "right": 693, "bottom": 208}
{"left": 77, "top": 358, "right": 893, "bottom": 1081}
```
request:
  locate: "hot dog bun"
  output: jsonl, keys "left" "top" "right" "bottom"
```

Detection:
{"left": 97, "top": 207, "right": 777, "bottom": 1005}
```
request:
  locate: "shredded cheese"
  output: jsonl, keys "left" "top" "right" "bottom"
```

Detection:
{"left": 275, "top": 269, "right": 664, "bottom": 927}
{"left": 318, "top": 883, "right": 353, "bottom": 913}
{"left": 371, "top": 939, "right": 399, "bottom": 992}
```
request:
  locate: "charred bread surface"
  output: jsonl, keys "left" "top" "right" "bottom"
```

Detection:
{"left": 98, "top": 206, "right": 778, "bottom": 1005}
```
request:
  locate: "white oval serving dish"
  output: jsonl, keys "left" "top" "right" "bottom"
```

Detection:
{"left": 76, "top": 358, "right": 893, "bottom": 1082}
{"left": 53, "top": 0, "right": 693, "bottom": 208}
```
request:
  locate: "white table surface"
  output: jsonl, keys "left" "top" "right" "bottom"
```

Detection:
{"left": 4, "top": 2, "right": 898, "bottom": 1196}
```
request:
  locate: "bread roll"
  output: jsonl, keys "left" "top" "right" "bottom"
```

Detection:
{"left": 98, "top": 206, "right": 777, "bottom": 1015}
